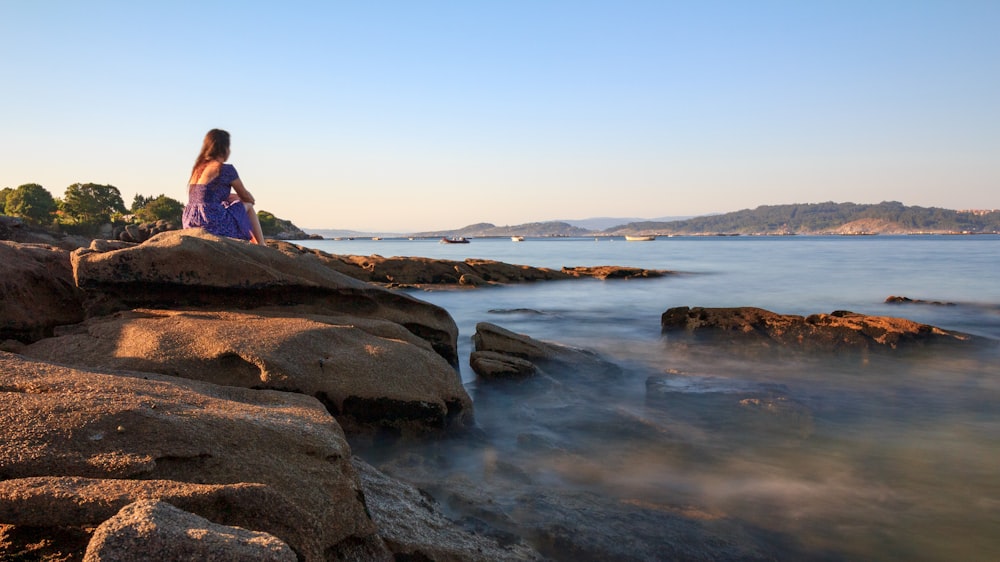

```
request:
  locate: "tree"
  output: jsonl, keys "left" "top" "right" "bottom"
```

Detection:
{"left": 0, "top": 187, "right": 13, "bottom": 214}
{"left": 4, "top": 184, "right": 58, "bottom": 224}
{"left": 257, "top": 210, "right": 281, "bottom": 236}
{"left": 130, "top": 193, "right": 153, "bottom": 213}
{"left": 60, "top": 183, "right": 126, "bottom": 226}
{"left": 134, "top": 194, "right": 184, "bottom": 224}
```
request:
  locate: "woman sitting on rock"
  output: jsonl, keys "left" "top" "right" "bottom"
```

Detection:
{"left": 182, "top": 129, "right": 265, "bottom": 245}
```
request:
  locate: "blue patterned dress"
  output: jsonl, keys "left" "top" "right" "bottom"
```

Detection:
{"left": 182, "top": 164, "right": 253, "bottom": 240}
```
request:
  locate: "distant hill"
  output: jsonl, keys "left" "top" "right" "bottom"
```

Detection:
{"left": 307, "top": 202, "right": 1000, "bottom": 239}
{"left": 412, "top": 221, "right": 593, "bottom": 238}
{"left": 559, "top": 216, "right": 694, "bottom": 230}
{"left": 606, "top": 202, "right": 1000, "bottom": 235}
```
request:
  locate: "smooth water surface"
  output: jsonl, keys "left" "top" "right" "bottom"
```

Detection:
{"left": 303, "top": 235, "right": 1000, "bottom": 561}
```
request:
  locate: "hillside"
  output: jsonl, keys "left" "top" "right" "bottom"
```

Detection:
{"left": 412, "top": 221, "right": 593, "bottom": 238}
{"left": 405, "top": 202, "right": 1000, "bottom": 238}
{"left": 607, "top": 202, "right": 1000, "bottom": 235}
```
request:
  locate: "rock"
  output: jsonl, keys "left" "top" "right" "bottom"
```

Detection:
{"left": 0, "top": 215, "right": 91, "bottom": 250}
{"left": 71, "top": 229, "right": 460, "bottom": 365}
{"left": 560, "top": 265, "right": 670, "bottom": 279}
{"left": 660, "top": 306, "right": 978, "bottom": 352}
{"left": 83, "top": 500, "right": 296, "bottom": 562}
{"left": 0, "top": 351, "right": 384, "bottom": 561}
{"left": 0, "top": 241, "right": 84, "bottom": 343}
{"left": 469, "top": 350, "right": 538, "bottom": 379}
{"left": 458, "top": 273, "right": 485, "bottom": 286}
{"left": 885, "top": 295, "right": 956, "bottom": 306}
{"left": 267, "top": 240, "right": 669, "bottom": 287}
{"left": 471, "top": 322, "right": 621, "bottom": 379}
{"left": 353, "top": 459, "right": 542, "bottom": 561}
{"left": 20, "top": 308, "right": 473, "bottom": 437}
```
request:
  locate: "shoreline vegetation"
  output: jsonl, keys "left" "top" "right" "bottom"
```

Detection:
{"left": 1, "top": 219, "right": 996, "bottom": 559}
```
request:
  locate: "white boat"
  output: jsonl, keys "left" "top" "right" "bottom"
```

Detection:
{"left": 511, "top": 236, "right": 525, "bottom": 242}
{"left": 624, "top": 235, "right": 656, "bottom": 241}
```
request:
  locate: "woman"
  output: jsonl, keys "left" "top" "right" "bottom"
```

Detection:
{"left": 182, "top": 129, "right": 265, "bottom": 245}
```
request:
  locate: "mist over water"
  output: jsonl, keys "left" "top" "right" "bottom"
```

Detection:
{"left": 302, "top": 235, "right": 1000, "bottom": 561}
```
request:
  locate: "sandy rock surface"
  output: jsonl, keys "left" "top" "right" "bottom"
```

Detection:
{"left": 0, "top": 351, "right": 381, "bottom": 561}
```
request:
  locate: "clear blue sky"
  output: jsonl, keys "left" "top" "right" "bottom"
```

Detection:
{"left": 2, "top": 1, "right": 997, "bottom": 232}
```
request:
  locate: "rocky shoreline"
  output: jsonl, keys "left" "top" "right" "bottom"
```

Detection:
{"left": 1, "top": 226, "right": 989, "bottom": 560}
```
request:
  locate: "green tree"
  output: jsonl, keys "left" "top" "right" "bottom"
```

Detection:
{"left": 257, "top": 210, "right": 281, "bottom": 236}
{"left": 5, "top": 183, "right": 58, "bottom": 224}
{"left": 135, "top": 194, "right": 184, "bottom": 223}
{"left": 60, "top": 183, "right": 126, "bottom": 226}
{"left": 0, "top": 187, "right": 13, "bottom": 214}
{"left": 130, "top": 193, "right": 153, "bottom": 213}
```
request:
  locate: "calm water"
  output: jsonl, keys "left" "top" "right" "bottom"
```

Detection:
{"left": 302, "top": 235, "right": 1000, "bottom": 561}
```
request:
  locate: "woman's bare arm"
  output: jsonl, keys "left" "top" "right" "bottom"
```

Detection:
{"left": 231, "top": 178, "right": 256, "bottom": 205}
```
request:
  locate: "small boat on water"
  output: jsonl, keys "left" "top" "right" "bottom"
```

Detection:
{"left": 511, "top": 236, "right": 525, "bottom": 242}
{"left": 440, "top": 236, "right": 470, "bottom": 244}
{"left": 625, "top": 235, "right": 656, "bottom": 241}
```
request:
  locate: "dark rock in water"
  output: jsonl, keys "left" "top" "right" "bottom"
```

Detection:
{"left": 885, "top": 295, "right": 957, "bottom": 306}
{"left": 560, "top": 265, "right": 670, "bottom": 280}
{"left": 646, "top": 373, "right": 814, "bottom": 440}
{"left": 470, "top": 322, "right": 622, "bottom": 380}
{"left": 661, "top": 306, "right": 978, "bottom": 351}
{"left": 470, "top": 350, "right": 539, "bottom": 379}
{"left": 353, "top": 458, "right": 542, "bottom": 561}
{"left": 510, "top": 489, "right": 776, "bottom": 562}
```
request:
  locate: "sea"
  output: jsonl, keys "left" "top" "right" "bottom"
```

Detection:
{"left": 299, "top": 235, "right": 1000, "bottom": 561}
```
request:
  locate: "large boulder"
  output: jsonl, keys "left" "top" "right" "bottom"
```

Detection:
{"left": 0, "top": 241, "right": 84, "bottom": 343}
{"left": 83, "top": 500, "right": 296, "bottom": 562}
{"left": 0, "top": 351, "right": 386, "bottom": 561}
{"left": 71, "top": 229, "right": 459, "bottom": 365}
{"left": 21, "top": 309, "right": 473, "bottom": 437}
{"left": 661, "top": 306, "right": 979, "bottom": 352}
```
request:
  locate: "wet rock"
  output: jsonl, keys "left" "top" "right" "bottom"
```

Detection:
{"left": 661, "top": 306, "right": 978, "bottom": 351}
{"left": 885, "top": 295, "right": 957, "bottom": 306}
{"left": 470, "top": 322, "right": 621, "bottom": 380}
{"left": 71, "top": 229, "right": 459, "bottom": 365}
{"left": 20, "top": 308, "right": 473, "bottom": 438}
{"left": 0, "top": 241, "right": 84, "bottom": 343}
{"left": 353, "top": 459, "right": 542, "bottom": 561}
{"left": 0, "top": 351, "right": 382, "bottom": 561}
{"left": 560, "top": 265, "right": 670, "bottom": 279}
{"left": 470, "top": 350, "right": 539, "bottom": 380}
{"left": 83, "top": 500, "right": 296, "bottom": 562}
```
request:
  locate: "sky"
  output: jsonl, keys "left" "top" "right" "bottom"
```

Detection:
{"left": 1, "top": 1, "right": 997, "bottom": 232}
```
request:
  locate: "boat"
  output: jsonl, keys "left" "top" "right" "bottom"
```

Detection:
{"left": 440, "top": 237, "right": 470, "bottom": 244}
{"left": 624, "top": 235, "right": 656, "bottom": 241}
{"left": 511, "top": 236, "right": 525, "bottom": 242}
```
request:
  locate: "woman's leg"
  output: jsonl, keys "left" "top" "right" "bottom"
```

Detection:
{"left": 227, "top": 194, "right": 265, "bottom": 245}
{"left": 243, "top": 202, "right": 266, "bottom": 245}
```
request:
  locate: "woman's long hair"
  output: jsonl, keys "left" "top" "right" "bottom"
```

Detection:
{"left": 191, "top": 129, "right": 230, "bottom": 176}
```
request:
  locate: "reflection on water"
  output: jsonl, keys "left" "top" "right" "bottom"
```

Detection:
{"left": 303, "top": 236, "right": 1000, "bottom": 560}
